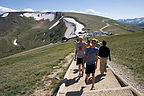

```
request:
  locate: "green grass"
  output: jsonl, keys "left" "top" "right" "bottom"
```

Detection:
{"left": 0, "top": 31, "right": 143, "bottom": 96}
{"left": 0, "top": 18, "right": 67, "bottom": 59}
{"left": 63, "top": 12, "right": 144, "bottom": 34}
{"left": 87, "top": 32, "right": 144, "bottom": 85}
{"left": 0, "top": 40, "right": 74, "bottom": 96}
{"left": 1, "top": 12, "right": 144, "bottom": 59}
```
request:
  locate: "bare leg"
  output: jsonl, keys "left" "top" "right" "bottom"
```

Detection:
{"left": 85, "top": 74, "right": 90, "bottom": 84}
{"left": 92, "top": 73, "right": 95, "bottom": 88}
{"left": 79, "top": 65, "right": 81, "bottom": 75}
{"left": 82, "top": 64, "right": 84, "bottom": 76}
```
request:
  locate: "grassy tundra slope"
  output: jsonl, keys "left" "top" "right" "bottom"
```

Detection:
{"left": 0, "top": 40, "right": 74, "bottom": 96}
{"left": 0, "top": 12, "right": 144, "bottom": 59}
{"left": 0, "top": 12, "right": 66, "bottom": 58}
{"left": 0, "top": 32, "right": 143, "bottom": 96}
{"left": 63, "top": 12, "right": 144, "bottom": 34}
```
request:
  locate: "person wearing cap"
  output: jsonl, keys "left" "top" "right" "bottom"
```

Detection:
{"left": 86, "top": 40, "right": 92, "bottom": 48}
{"left": 84, "top": 38, "right": 99, "bottom": 90}
{"left": 99, "top": 40, "right": 111, "bottom": 75}
{"left": 74, "top": 36, "right": 86, "bottom": 76}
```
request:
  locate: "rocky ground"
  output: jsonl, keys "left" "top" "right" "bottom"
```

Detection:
{"left": 108, "top": 61, "right": 144, "bottom": 95}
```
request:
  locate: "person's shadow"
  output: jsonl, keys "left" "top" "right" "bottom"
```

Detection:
{"left": 73, "top": 69, "right": 79, "bottom": 74}
{"left": 86, "top": 74, "right": 105, "bottom": 84}
{"left": 66, "top": 86, "right": 85, "bottom": 96}
{"left": 65, "top": 76, "right": 81, "bottom": 87}
{"left": 95, "top": 74, "right": 105, "bottom": 83}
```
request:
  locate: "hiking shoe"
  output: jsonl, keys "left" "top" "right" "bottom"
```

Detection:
{"left": 90, "top": 86, "right": 95, "bottom": 90}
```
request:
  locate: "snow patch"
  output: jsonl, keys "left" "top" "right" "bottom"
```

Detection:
{"left": 49, "top": 16, "right": 63, "bottom": 30}
{"left": 13, "top": 39, "right": 18, "bottom": 46}
{"left": 43, "top": 39, "right": 45, "bottom": 42}
{"left": 1, "top": 13, "right": 9, "bottom": 17}
{"left": 63, "top": 19, "right": 76, "bottom": 38}
{"left": 43, "top": 33, "right": 46, "bottom": 36}
{"left": 63, "top": 18, "right": 84, "bottom": 38}
{"left": 20, "top": 12, "right": 56, "bottom": 21}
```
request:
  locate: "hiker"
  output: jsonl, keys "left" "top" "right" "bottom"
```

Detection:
{"left": 74, "top": 36, "right": 86, "bottom": 76}
{"left": 84, "top": 38, "right": 99, "bottom": 90}
{"left": 99, "top": 40, "right": 111, "bottom": 75}
{"left": 86, "top": 40, "right": 92, "bottom": 48}
{"left": 95, "top": 40, "right": 101, "bottom": 48}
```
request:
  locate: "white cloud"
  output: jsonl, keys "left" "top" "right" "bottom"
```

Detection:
{"left": 66, "top": 10, "right": 86, "bottom": 14}
{"left": 42, "top": 10, "right": 50, "bottom": 12}
{"left": 66, "top": 9, "right": 101, "bottom": 16}
{"left": 23, "top": 8, "right": 35, "bottom": 12}
{"left": 0, "top": 6, "right": 35, "bottom": 13}
{"left": 0, "top": 6, "right": 17, "bottom": 12}
{"left": 85, "top": 9, "right": 101, "bottom": 15}
{"left": 0, "top": 6, "right": 102, "bottom": 17}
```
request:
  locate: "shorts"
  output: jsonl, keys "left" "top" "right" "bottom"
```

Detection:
{"left": 86, "top": 64, "right": 95, "bottom": 74}
{"left": 76, "top": 58, "right": 84, "bottom": 65}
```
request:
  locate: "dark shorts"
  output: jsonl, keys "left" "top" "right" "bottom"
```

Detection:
{"left": 86, "top": 64, "right": 95, "bottom": 74}
{"left": 76, "top": 58, "right": 84, "bottom": 65}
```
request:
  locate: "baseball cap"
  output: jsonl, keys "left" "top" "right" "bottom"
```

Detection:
{"left": 92, "top": 38, "right": 97, "bottom": 43}
{"left": 79, "top": 36, "right": 83, "bottom": 39}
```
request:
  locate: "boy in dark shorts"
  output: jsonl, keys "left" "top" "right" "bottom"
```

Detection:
{"left": 84, "top": 38, "right": 99, "bottom": 90}
{"left": 74, "top": 36, "right": 86, "bottom": 76}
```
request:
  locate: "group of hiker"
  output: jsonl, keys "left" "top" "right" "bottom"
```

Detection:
{"left": 74, "top": 36, "right": 111, "bottom": 90}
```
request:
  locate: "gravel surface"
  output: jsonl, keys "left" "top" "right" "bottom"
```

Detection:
{"left": 108, "top": 61, "right": 144, "bottom": 95}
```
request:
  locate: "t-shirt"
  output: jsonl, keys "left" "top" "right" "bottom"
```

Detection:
{"left": 85, "top": 47, "right": 99, "bottom": 65}
{"left": 99, "top": 45, "right": 111, "bottom": 58}
{"left": 76, "top": 41, "right": 85, "bottom": 58}
{"left": 86, "top": 44, "right": 92, "bottom": 48}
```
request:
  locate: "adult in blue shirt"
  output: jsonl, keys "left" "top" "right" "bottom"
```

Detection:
{"left": 84, "top": 38, "right": 99, "bottom": 90}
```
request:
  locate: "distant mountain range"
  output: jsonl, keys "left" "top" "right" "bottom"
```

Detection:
{"left": 0, "top": 12, "right": 144, "bottom": 58}
{"left": 117, "top": 17, "right": 144, "bottom": 26}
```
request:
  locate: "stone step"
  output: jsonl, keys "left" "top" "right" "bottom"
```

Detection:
{"left": 64, "top": 87, "right": 134, "bottom": 96}
{"left": 57, "top": 60, "right": 123, "bottom": 96}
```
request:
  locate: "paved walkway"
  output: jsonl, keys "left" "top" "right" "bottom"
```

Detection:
{"left": 57, "top": 59, "right": 134, "bottom": 96}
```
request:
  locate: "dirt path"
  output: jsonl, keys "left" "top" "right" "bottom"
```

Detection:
{"left": 57, "top": 59, "right": 142, "bottom": 96}
{"left": 99, "top": 19, "right": 110, "bottom": 32}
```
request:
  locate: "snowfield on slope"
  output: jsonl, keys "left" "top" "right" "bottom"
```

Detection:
{"left": 49, "top": 16, "right": 63, "bottom": 30}
{"left": 13, "top": 39, "right": 18, "bottom": 46}
{"left": 1, "top": 13, "right": 9, "bottom": 17}
{"left": 63, "top": 18, "right": 84, "bottom": 38}
{"left": 20, "top": 12, "right": 56, "bottom": 21}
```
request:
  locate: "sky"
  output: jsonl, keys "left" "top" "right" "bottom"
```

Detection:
{"left": 0, "top": 0, "right": 144, "bottom": 20}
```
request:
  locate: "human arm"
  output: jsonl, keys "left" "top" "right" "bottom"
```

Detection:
{"left": 95, "top": 56, "right": 98, "bottom": 70}
{"left": 108, "top": 48, "right": 111, "bottom": 61}
{"left": 83, "top": 55, "right": 87, "bottom": 64}
{"left": 84, "top": 42, "right": 86, "bottom": 51}
{"left": 74, "top": 43, "right": 77, "bottom": 61}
